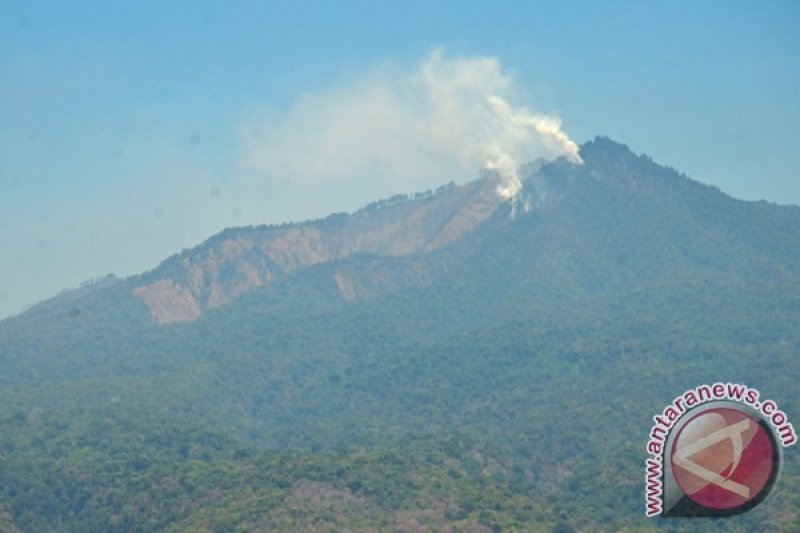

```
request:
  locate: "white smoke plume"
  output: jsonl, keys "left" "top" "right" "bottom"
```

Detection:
{"left": 239, "top": 50, "right": 581, "bottom": 209}
{"left": 485, "top": 94, "right": 582, "bottom": 200}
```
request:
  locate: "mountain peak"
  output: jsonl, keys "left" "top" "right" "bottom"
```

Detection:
{"left": 578, "top": 136, "right": 638, "bottom": 168}
{"left": 571, "top": 135, "right": 693, "bottom": 195}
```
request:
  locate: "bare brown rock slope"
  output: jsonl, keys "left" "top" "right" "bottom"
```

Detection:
{"left": 133, "top": 176, "right": 504, "bottom": 324}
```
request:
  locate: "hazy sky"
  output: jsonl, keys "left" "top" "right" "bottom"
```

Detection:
{"left": 1, "top": 1, "right": 798, "bottom": 318}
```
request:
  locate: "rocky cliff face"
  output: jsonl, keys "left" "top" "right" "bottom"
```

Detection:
{"left": 133, "top": 176, "right": 504, "bottom": 324}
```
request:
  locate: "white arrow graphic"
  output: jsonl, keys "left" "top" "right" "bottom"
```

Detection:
{"left": 673, "top": 418, "right": 752, "bottom": 498}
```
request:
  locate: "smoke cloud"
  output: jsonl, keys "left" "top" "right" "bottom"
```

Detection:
{"left": 239, "top": 50, "right": 580, "bottom": 206}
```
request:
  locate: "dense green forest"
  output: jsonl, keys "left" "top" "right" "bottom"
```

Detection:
{"left": 1, "top": 139, "right": 798, "bottom": 531}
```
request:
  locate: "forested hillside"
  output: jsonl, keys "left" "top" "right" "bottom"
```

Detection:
{"left": 1, "top": 138, "right": 798, "bottom": 531}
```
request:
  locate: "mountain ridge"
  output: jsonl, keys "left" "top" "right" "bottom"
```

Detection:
{"left": 6, "top": 136, "right": 799, "bottom": 327}
{"left": 130, "top": 172, "right": 506, "bottom": 323}
{"left": 126, "top": 135, "right": 799, "bottom": 325}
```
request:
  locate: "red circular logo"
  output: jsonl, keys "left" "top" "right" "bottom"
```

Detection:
{"left": 670, "top": 407, "right": 777, "bottom": 510}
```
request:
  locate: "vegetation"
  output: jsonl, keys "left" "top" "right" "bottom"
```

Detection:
{"left": 1, "top": 138, "right": 798, "bottom": 531}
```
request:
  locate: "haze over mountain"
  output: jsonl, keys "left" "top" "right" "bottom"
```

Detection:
{"left": 20, "top": 136, "right": 800, "bottom": 326}
{"left": 1, "top": 137, "right": 798, "bottom": 531}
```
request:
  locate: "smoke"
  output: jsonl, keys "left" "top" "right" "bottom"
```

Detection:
{"left": 239, "top": 50, "right": 580, "bottom": 207}
{"left": 485, "top": 94, "right": 582, "bottom": 200}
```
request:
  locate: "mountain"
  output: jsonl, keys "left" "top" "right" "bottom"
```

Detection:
{"left": 1, "top": 137, "right": 799, "bottom": 532}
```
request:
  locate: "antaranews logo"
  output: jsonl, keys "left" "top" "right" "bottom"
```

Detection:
{"left": 645, "top": 383, "right": 796, "bottom": 518}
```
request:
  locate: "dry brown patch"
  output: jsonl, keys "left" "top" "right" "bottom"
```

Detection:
{"left": 133, "top": 279, "right": 201, "bottom": 324}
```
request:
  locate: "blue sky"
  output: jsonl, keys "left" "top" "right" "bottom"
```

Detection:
{"left": 1, "top": 1, "right": 798, "bottom": 317}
